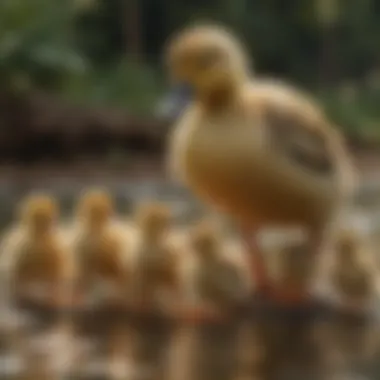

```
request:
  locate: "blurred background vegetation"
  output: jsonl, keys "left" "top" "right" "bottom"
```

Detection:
{"left": 1, "top": 0, "right": 380, "bottom": 143}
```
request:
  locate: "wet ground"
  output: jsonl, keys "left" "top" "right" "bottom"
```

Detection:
{"left": 0, "top": 302, "right": 378, "bottom": 380}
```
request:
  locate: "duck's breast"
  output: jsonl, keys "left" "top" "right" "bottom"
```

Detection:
{"left": 177, "top": 113, "right": 264, "bottom": 208}
{"left": 175, "top": 110, "right": 337, "bottom": 224}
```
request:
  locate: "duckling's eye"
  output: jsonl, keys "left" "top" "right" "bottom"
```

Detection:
{"left": 196, "top": 48, "right": 222, "bottom": 69}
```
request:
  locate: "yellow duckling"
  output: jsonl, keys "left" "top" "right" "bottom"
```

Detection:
{"left": 1, "top": 194, "right": 75, "bottom": 307}
{"left": 328, "top": 228, "right": 379, "bottom": 308}
{"left": 72, "top": 189, "right": 130, "bottom": 300}
{"left": 187, "top": 219, "right": 251, "bottom": 320}
{"left": 131, "top": 201, "right": 183, "bottom": 313}
{"left": 163, "top": 23, "right": 355, "bottom": 295}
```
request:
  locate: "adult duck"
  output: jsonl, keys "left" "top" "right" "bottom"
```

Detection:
{"left": 162, "top": 24, "right": 355, "bottom": 299}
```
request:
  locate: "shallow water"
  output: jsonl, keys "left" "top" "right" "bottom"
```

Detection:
{"left": 0, "top": 306, "right": 379, "bottom": 380}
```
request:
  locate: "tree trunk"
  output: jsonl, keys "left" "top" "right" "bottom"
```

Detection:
{"left": 124, "top": 0, "right": 143, "bottom": 60}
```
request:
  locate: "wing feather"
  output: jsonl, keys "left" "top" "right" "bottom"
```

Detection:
{"left": 251, "top": 81, "right": 354, "bottom": 194}
{"left": 264, "top": 104, "right": 334, "bottom": 175}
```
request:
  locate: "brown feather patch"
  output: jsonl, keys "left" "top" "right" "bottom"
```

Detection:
{"left": 265, "top": 106, "right": 334, "bottom": 175}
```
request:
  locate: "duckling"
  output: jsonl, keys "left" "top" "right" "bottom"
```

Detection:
{"left": 71, "top": 189, "right": 130, "bottom": 303}
{"left": 187, "top": 219, "right": 251, "bottom": 320}
{"left": 163, "top": 24, "right": 355, "bottom": 299}
{"left": 3, "top": 194, "right": 75, "bottom": 309}
{"left": 131, "top": 201, "right": 183, "bottom": 314}
{"left": 329, "top": 228, "right": 379, "bottom": 309}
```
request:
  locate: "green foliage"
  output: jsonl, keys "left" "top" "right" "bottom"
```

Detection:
{"left": 0, "top": 0, "right": 87, "bottom": 91}
{"left": 0, "top": 0, "right": 379, "bottom": 135}
{"left": 321, "top": 80, "right": 380, "bottom": 139}
{"left": 62, "top": 59, "right": 162, "bottom": 113}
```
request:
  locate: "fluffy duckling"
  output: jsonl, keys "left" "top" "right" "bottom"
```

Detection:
{"left": 0, "top": 194, "right": 75, "bottom": 308}
{"left": 163, "top": 24, "right": 355, "bottom": 299}
{"left": 327, "top": 228, "right": 379, "bottom": 310}
{"left": 187, "top": 219, "right": 251, "bottom": 320}
{"left": 131, "top": 201, "right": 184, "bottom": 313}
{"left": 71, "top": 189, "right": 130, "bottom": 302}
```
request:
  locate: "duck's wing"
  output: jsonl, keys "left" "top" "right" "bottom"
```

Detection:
{"left": 250, "top": 82, "right": 355, "bottom": 194}
{"left": 266, "top": 108, "right": 333, "bottom": 175}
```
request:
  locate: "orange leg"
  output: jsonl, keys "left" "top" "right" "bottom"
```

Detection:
{"left": 276, "top": 227, "right": 328, "bottom": 305}
{"left": 307, "top": 226, "right": 329, "bottom": 257}
{"left": 242, "top": 225, "right": 326, "bottom": 305}
{"left": 240, "top": 225, "right": 272, "bottom": 294}
{"left": 180, "top": 305, "right": 223, "bottom": 325}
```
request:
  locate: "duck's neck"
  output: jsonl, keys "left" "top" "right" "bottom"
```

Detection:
{"left": 84, "top": 220, "right": 108, "bottom": 235}
{"left": 197, "top": 246, "right": 220, "bottom": 262}
{"left": 142, "top": 230, "right": 165, "bottom": 245}
{"left": 27, "top": 224, "right": 54, "bottom": 240}
{"left": 199, "top": 77, "right": 245, "bottom": 112}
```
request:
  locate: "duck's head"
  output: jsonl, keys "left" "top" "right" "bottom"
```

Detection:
{"left": 135, "top": 202, "right": 172, "bottom": 240}
{"left": 20, "top": 194, "right": 58, "bottom": 234}
{"left": 159, "top": 23, "right": 249, "bottom": 117}
{"left": 77, "top": 189, "right": 114, "bottom": 229}
{"left": 190, "top": 220, "right": 220, "bottom": 260}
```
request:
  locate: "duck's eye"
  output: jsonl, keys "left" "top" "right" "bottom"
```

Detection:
{"left": 196, "top": 48, "right": 222, "bottom": 69}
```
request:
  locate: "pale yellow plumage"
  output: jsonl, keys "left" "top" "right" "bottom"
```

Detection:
{"left": 0, "top": 194, "right": 75, "bottom": 304}
{"left": 69, "top": 189, "right": 131, "bottom": 299}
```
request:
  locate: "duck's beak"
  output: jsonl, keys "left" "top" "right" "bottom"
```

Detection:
{"left": 156, "top": 84, "right": 193, "bottom": 120}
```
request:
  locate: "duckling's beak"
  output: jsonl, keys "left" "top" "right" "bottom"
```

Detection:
{"left": 156, "top": 84, "right": 193, "bottom": 120}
